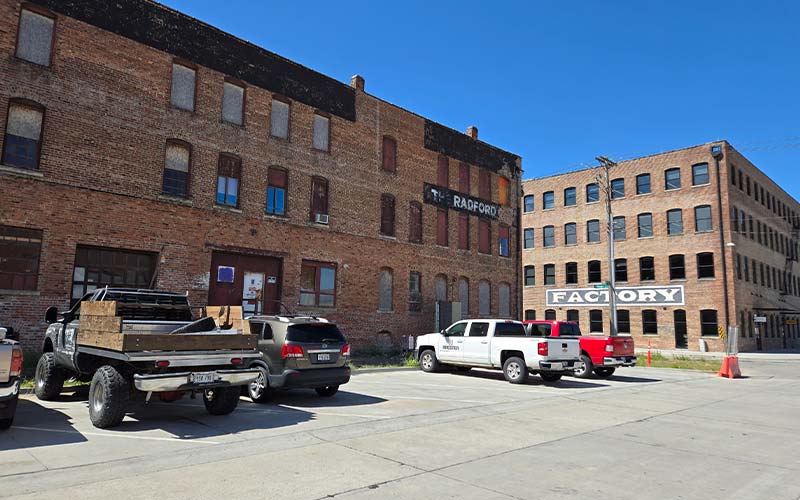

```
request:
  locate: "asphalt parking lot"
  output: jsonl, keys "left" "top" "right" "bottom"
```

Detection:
{"left": 2, "top": 359, "right": 800, "bottom": 500}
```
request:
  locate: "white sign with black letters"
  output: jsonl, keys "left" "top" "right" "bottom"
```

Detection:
{"left": 546, "top": 285, "right": 685, "bottom": 307}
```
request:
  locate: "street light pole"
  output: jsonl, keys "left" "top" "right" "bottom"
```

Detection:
{"left": 596, "top": 156, "right": 618, "bottom": 337}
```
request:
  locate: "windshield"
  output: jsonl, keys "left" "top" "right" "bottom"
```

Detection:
{"left": 286, "top": 323, "right": 345, "bottom": 343}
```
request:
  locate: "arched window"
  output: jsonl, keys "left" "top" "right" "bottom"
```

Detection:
{"left": 378, "top": 268, "right": 393, "bottom": 312}
{"left": 524, "top": 309, "right": 536, "bottom": 321}
{"left": 697, "top": 252, "right": 715, "bottom": 278}
{"left": 478, "top": 280, "right": 491, "bottom": 316}
{"left": 458, "top": 277, "right": 469, "bottom": 317}
{"left": 435, "top": 274, "right": 448, "bottom": 302}
{"left": 524, "top": 265, "right": 535, "bottom": 286}
{"left": 498, "top": 283, "right": 510, "bottom": 317}
{"left": 163, "top": 139, "right": 191, "bottom": 198}
{"left": 380, "top": 193, "right": 396, "bottom": 236}
{"left": 545, "top": 309, "right": 556, "bottom": 320}
{"left": 382, "top": 136, "right": 397, "bottom": 172}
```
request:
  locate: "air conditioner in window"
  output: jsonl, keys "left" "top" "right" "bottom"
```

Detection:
{"left": 315, "top": 213, "right": 330, "bottom": 225}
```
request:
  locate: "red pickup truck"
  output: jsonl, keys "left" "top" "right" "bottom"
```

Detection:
{"left": 522, "top": 320, "right": 636, "bottom": 379}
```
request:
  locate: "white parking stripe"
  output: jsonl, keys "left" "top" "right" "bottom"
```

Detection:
{"left": 11, "top": 426, "right": 222, "bottom": 444}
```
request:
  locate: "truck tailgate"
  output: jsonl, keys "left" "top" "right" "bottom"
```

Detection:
{"left": 612, "top": 337, "right": 635, "bottom": 356}
{"left": 542, "top": 337, "right": 580, "bottom": 360}
{"left": 0, "top": 344, "right": 11, "bottom": 383}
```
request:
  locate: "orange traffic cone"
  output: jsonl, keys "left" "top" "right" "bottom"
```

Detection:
{"left": 718, "top": 355, "right": 742, "bottom": 378}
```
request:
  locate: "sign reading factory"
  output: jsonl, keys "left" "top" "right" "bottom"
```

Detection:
{"left": 423, "top": 183, "right": 500, "bottom": 219}
{"left": 546, "top": 285, "right": 685, "bottom": 307}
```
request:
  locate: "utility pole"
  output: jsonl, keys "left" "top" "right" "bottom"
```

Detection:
{"left": 596, "top": 156, "right": 618, "bottom": 337}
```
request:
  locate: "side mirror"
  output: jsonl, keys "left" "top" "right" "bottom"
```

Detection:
{"left": 45, "top": 306, "right": 59, "bottom": 324}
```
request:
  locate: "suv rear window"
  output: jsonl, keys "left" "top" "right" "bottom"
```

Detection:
{"left": 494, "top": 322, "right": 526, "bottom": 337}
{"left": 559, "top": 323, "right": 582, "bottom": 336}
{"left": 286, "top": 323, "right": 345, "bottom": 343}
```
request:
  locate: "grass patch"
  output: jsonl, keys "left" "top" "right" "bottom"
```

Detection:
{"left": 641, "top": 352, "right": 721, "bottom": 372}
{"left": 350, "top": 349, "right": 418, "bottom": 370}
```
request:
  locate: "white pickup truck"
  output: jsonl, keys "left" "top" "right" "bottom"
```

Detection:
{"left": 415, "top": 319, "right": 581, "bottom": 383}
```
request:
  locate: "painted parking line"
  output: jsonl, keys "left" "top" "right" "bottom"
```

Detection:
{"left": 11, "top": 426, "right": 223, "bottom": 444}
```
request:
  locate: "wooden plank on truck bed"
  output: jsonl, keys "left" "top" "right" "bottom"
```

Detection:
{"left": 76, "top": 329, "right": 125, "bottom": 351}
{"left": 82, "top": 301, "right": 118, "bottom": 317}
{"left": 209, "top": 305, "right": 246, "bottom": 332}
{"left": 121, "top": 333, "right": 256, "bottom": 351}
{"left": 81, "top": 315, "right": 123, "bottom": 333}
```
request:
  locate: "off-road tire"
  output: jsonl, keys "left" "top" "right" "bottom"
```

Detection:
{"left": 502, "top": 357, "right": 529, "bottom": 384}
{"left": 540, "top": 372, "right": 563, "bottom": 383}
{"left": 573, "top": 354, "right": 594, "bottom": 379}
{"left": 203, "top": 387, "right": 240, "bottom": 415}
{"left": 89, "top": 365, "right": 130, "bottom": 428}
{"left": 315, "top": 385, "right": 339, "bottom": 397}
{"left": 247, "top": 366, "right": 273, "bottom": 403}
{"left": 594, "top": 367, "right": 616, "bottom": 378}
{"left": 419, "top": 350, "right": 441, "bottom": 373}
{"left": 34, "top": 352, "right": 65, "bottom": 401}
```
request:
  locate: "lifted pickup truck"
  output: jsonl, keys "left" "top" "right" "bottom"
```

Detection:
{"left": 36, "top": 288, "right": 261, "bottom": 428}
{"left": 0, "top": 326, "right": 23, "bottom": 430}
{"left": 523, "top": 320, "right": 636, "bottom": 378}
{"left": 415, "top": 319, "right": 581, "bottom": 383}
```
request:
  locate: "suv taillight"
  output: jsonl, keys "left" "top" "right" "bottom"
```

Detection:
{"left": 281, "top": 344, "right": 304, "bottom": 358}
{"left": 10, "top": 347, "right": 23, "bottom": 377}
{"left": 537, "top": 342, "right": 548, "bottom": 356}
{"left": 341, "top": 344, "right": 351, "bottom": 357}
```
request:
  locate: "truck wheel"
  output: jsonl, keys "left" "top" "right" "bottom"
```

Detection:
{"left": 502, "top": 357, "right": 529, "bottom": 384}
{"left": 0, "top": 396, "right": 17, "bottom": 430}
{"left": 247, "top": 366, "right": 273, "bottom": 404}
{"left": 315, "top": 385, "right": 339, "bottom": 397}
{"left": 89, "top": 365, "right": 130, "bottom": 429}
{"left": 540, "top": 373, "right": 563, "bottom": 383}
{"left": 34, "top": 352, "right": 65, "bottom": 401}
{"left": 203, "top": 387, "right": 240, "bottom": 415}
{"left": 419, "top": 350, "right": 440, "bottom": 373}
{"left": 573, "top": 354, "right": 594, "bottom": 379}
{"left": 594, "top": 367, "right": 616, "bottom": 378}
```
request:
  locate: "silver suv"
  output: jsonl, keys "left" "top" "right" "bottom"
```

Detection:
{"left": 243, "top": 315, "right": 350, "bottom": 403}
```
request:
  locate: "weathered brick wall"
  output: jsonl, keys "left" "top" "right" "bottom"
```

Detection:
{"left": 0, "top": 0, "right": 521, "bottom": 350}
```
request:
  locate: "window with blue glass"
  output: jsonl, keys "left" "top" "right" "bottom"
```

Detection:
{"left": 523, "top": 195, "right": 534, "bottom": 213}
{"left": 564, "top": 187, "right": 576, "bottom": 206}
{"left": 665, "top": 168, "right": 681, "bottom": 190}
{"left": 216, "top": 154, "right": 241, "bottom": 207}
{"left": 523, "top": 228, "right": 534, "bottom": 249}
{"left": 498, "top": 224, "right": 510, "bottom": 257}
{"left": 636, "top": 174, "right": 650, "bottom": 195}
{"left": 611, "top": 178, "right": 625, "bottom": 199}
{"left": 543, "top": 191, "right": 554, "bottom": 209}
{"left": 692, "top": 163, "right": 709, "bottom": 185}
{"left": 266, "top": 167, "right": 287, "bottom": 215}
{"left": 586, "top": 183, "right": 600, "bottom": 202}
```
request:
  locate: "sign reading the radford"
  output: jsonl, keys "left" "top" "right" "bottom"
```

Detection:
{"left": 545, "top": 285, "right": 685, "bottom": 307}
{"left": 423, "top": 183, "right": 500, "bottom": 219}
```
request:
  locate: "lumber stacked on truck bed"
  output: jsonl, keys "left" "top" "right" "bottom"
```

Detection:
{"left": 77, "top": 302, "right": 255, "bottom": 352}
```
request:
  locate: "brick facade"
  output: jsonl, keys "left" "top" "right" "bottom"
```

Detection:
{"left": 0, "top": 0, "right": 521, "bottom": 350}
{"left": 521, "top": 142, "right": 800, "bottom": 352}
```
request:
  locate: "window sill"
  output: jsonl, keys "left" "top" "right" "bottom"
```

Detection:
{"left": 636, "top": 192, "right": 652, "bottom": 197}
{"left": 377, "top": 310, "right": 394, "bottom": 314}
{"left": 263, "top": 213, "right": 288, "bottom": 221}
{"left": 670, "top": 279, "right": 688, "bottom": 282}
{"left": 379, "top": 234, "right": 398, "bottom": 241}
{"left": 695, "top": 230, "right": 713, "bottom": 234}
{"left": 665, "top": 187, "right": 681, "bottom": 192}
{"left": 692, "top": 183, "right": 711, "bottom": 188}
{"left": 563, "top": 204, "right": 577, "bottom": 208}
{"left": 0, "top": 164, "right": 44, "bottom": 178}
{"left": 158, "top": 194, "right": 193, "bottom": 206}
{"left": 638, "top": 236, "right": 654, "bottom": 240}
{"left": 586, "top": 200, "right": 600, "bottom": 205}
{"left": 642, "top": 333, "right": 659, "bottom": 337}
{"left": 0, "top": 289, "right": 40, "bottom": 296}
{"left": 543, "top": 207, "right": 555, "bottom": 211}
{"left": 668, "top": 233, "right": 684, "bottom": 237}
{"left": 587, "top": 241, "right": 601, "bottom": 245}
{"left": 698, "top": 277, "right": 717, "bottom": 281}
{"left": 213, "top": 204, "right": 242, "bottom": 214}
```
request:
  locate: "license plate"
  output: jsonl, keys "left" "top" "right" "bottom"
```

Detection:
{"left": 549, "top": 363, "right": 562, "bottom": 370}
{"left": 192, "top": 372, "right": 215, "bottom": 384}
{"left": 317, "top": 353, "right": 331, "bottom": 362}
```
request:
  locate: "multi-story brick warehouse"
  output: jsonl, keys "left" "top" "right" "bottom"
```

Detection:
{"left": 521, "top": 141, "right": 800, "bottom": 352}
{"left": 0, "top": 0, "right": 522, "bottom": 349}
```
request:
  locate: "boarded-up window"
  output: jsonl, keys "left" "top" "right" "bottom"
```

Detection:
{"left": 458, "top": 277, "right": 469, "bottom": 317}
{"left": 409, "top": 272, "right": 422, "bottom": 312}
{"left": 163, "top": 140, "right": 190, "bottom": 197}
{"left": 380, "top": 194, "right": 395, "bottom": 236}
{"left": 270, "top": 99, "right": 290, "bottom": 139}
{"left": 498, "top": 176, "right": 510, "bottom": 206}
{"left": 435, "top": 274, "right": 448, "bottom": 302}
{"left": 479, "top": 170, "right": 491, "bottom": 200}
{"left": 312, "top": 114, "right": 330, "bottom": 151}
{"left": 311, "top": 177, "right": 329, "bottom": 220}
{"left": 478, "top": 280, "right": 491, "bottom": 316}
{"left": 458, "top": 214, "right": 469, "bottom": 250}
{"left": 478, "top": 220, "right": 491, "bottom": 254}
{"left": 379, "top": 268, "right": 393, "bottom": 312}
{"left": 0, "top": 226, "right": 42, "bottom": 290}
{"left": 437, "top": 155, "right": 449, "bottom": 187}
{"left": 216, "top": 154, "right": 241, "bottom": 207}
{"left": 16, "top": 9, "right": 54, "bottom": 66}
{"left": 170, "top": 63, "right": 196, "bottom": 111}
{"left": 409, "top": 202, "right": 422, "bottom": 243}
{"left": 498, "top": 283, "right": 510, "bottom": 317}
{"left": 2, "top": 100, "right": 44, "bottom": 170}
{"left": 382, "top": 136, "right": 397, "bottom": 172}
{"left": 266, "top": 167, "right": 287, "bottom": 215}
{"left": 498, "top": 224, "right": 510, "bottom": 257}
{"left": 459, "top": 162, "right": 470, "bottom": 193}
{"left": 222, "top": 81, "right": 245, "bottom": 125}
{"left": 436, "top": 209, "right": 448, "bottom": 247}
{"left": 71, "top": 246, "right": 156, "bottom": 302}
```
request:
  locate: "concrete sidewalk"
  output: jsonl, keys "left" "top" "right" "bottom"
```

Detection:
{"left": 635, "top": 347, "right": 800, "bottom": 361}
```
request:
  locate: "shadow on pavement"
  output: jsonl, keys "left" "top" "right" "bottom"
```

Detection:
{"left": 453, "top": 369, "right": 609, "bottom": 389}
{"left": 590, "top": 375, "right": 662, "bottom": 384}
{"left": 0, "top": 398, "right": 88, "bottom": 451}
{"left": 268, "top": 389, "right": 386, "bottom": 409}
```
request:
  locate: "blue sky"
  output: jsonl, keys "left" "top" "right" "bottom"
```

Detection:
{"left": 162, "top": 0, "right": 799, "bottom": 194}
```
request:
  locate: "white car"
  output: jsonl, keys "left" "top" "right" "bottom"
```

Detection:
{"left": 415, "top": 319, "right": 581, "bottom": 383}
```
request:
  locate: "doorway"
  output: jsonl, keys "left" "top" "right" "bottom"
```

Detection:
{"left": 208, "top": 251, "right": 282, "bottom": 314}
{"left": 674, "top": 310, "right": 688, "bottom": 349}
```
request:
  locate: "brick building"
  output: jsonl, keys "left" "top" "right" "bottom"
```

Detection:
{"left": 521, "top": 141, "right": 800, "bottom": 352}
{"left": 0, "top": 0, "right": 522, "bottom": 349}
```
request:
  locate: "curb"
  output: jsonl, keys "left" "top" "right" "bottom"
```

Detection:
{"left": 351, "top": 366, "right": 417, "bottom": 375}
